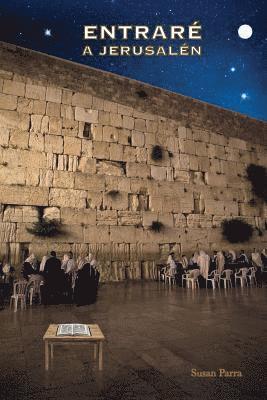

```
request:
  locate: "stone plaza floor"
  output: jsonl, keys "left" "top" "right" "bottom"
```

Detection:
{"left": 0, "top": 281, "right": 266, "bottom": 400}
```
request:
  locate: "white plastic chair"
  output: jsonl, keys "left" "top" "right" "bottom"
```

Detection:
{"left": 10, "top": 280, "right": 28, "bottom": 312}
{"left": 206, "top": 270, "right": 220, "bottom": 289}
{"left": 159, "top": 267, "right": 167, "bottom": 282}
{"left": 235, "top": 268, "right": 249, "bottom": 288}
{"left": 183, "top": 269, "right": 200, "bottom": 289}
{"left": 165, "top": 267, "right": 176, "bottom": 285}
{"left": 247, "top": 267, "right": 257, "bottom": 286}
{"left": 28, "top": 279, "right": 43, "bottom": 305}
{"left": 220, "top": 269, "right": 233, "bottom": 288}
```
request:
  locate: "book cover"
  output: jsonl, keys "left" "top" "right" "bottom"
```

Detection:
{"left": 0, "top": 1, "right": 266, "bottom": 399}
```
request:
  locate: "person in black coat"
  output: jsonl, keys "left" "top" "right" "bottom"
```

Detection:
{"left": 43, "top": 251, "right": 64, "bottom": 304}
{"left": 74, "top": 256, "right": 100, "bottom": 306}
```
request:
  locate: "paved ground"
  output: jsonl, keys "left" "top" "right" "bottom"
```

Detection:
{"left": 0, "top": 282, "right": 266, "bottom": 400}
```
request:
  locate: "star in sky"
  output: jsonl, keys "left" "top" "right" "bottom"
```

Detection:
{"left": 241, "top": 93, "right": 248, "bottom": 100}
{"left": 230, "top": 67, "right": 236, "bottom": 72}
{"left": 44, "top": 28, "right": 52, "bottom": 37}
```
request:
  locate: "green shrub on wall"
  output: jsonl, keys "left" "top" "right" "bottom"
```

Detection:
{"left": 150, "top": 221, "right": 164, "bottom": 232}
{"left": 222, "top": 218, "right": 253, "bottom": 243}
{"left": 27, "top": 217, "right": 61, "bottom": 237}
{"left": 246, "top": 164, "right": 267, "bottom": 202}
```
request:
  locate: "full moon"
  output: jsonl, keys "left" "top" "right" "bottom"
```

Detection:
{"left": 238, "top": 24, "right": 253, "bottom": 39}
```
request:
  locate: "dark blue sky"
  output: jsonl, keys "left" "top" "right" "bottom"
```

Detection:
{"left": 0, "top": 0, "right": 266, "bottom": 121}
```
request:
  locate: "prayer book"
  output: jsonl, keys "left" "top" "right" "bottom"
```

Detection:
{"left": 57, "top": 324, "right": 91, "bottom": 336}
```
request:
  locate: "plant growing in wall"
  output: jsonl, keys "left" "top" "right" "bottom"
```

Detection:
{"left": 27, "top": 208, "right": 61, "bottom": 237}
{"left": 221, "top": 218, "right": 253, "bottom": 243}
{"left": 150, "top": 220, "right": 164, "bottom": 233}
{"left": 107, "top": 190, "right": 120, "bottom": 198}
{"left": 136, "top": 89, "right": 148, "bottom": 99}
{"left": 151, "top": 145, "right": 163, "bottom": 161}
{"left": 246, "top": 164, "right": 267, "bottom": 202}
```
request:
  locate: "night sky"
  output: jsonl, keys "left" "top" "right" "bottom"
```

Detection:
{"left": 0, "top": 0, "right": 266, "bottom": 121}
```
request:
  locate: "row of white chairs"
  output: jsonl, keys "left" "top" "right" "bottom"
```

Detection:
{"left": 160, "top": 267, "right": 257, "bottom": 290}
{"left": 9, "top": 279, "right": 42, "bottom": 312}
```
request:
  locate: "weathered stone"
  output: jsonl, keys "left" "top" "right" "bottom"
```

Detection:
{"left": 78, "top": 157, "right": 96, "bottom": 174}
{"left": 151, "top": 165, "right": 167, "bottom": 181}
{"left": 45, "top": 135, "right": 63, "bottom": 154}
{"left": 83, "top": 225, "right": 110, "bottom": 243}
{"left": 92, "top": 141, "right": 109, "bottom": 159}
{"left": 9, "top": 130, "right": 29, "bottom": 149}
{"left": 53, "top": 171, "right": 74, "bottom": 189}
{"left": 3, "top": 80, "right": 25, "bottom": 96}
{"left": 103, "top": 126, "right": 119, "bottom": 142}
{"left": 110, "top": 113, "right": 122, "bottom": 128}
{"left": 46, "top": 102, "right": 61, "bottom": 117}
{"left": 0, "top": 222, "right": 16, "bottom": 242}
{"left": 3, "top": 206, "right": 23, "bottom": 223}
{"left": 29, "top": 133, "right": 44, "bottom": 152}
{"left": 74, "top": 107, "right": 98, "bottom": 123}
{"left": 97, "top": 210, "right": 117, "bottom": 225}
{"left": 109, "top": 143, "right": 123, "bottom": 161}
{"left": 122, "top": 115, "right": 134, "bottom": 130}
{"left": 49, "top": 188, "right": 87, "bottom": 208}
{"left": 61, "top": 208, "right": 96, "bottom": 225}
{"left": 75, "top": 173, "right": 105, "bottom": 191}
{"left": 22, "top": 206, "right": 39, "bottom": 223}
{"left": 0, "top": 166, "right": 25, "bottom": 185}
{"left": 64, "top": 136, "right": 82, "bottom": 156}
{"left": 132, "top": 131, "right": 145, "bottom": 147}
{"left": 46, "top": 87, "right": 62, "bottom": 103}
{"left": 0, "top": 185, "right": 49, "bottom": 206}
{"left": 103, "top": 191, "right": 128, "bottom": 210}
{"left": 97, "top": 161, "right": 124, "bottom": 176}
{"left": 72, "top": 92, "right": 92, "bottom": 108}
{"left": 0, "top": 93, "right": 17, "bottom": 110}
{"left": 126, "top": 162, "right": 150, "bottom": 178}
{"left": 25, "top": 84, "right": 46, "bottom": 100}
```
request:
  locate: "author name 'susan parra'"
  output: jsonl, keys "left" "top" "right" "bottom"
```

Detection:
{"left": 191, "top": 369, "right": 243, "bottom": 378}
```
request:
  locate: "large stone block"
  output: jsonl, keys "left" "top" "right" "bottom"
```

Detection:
{"left": 102, "top": 126, "right": 119, "bottom": 142}
{"left": 22, "top": 206, "right": 39, "bottom": 223}
{"left": 83, "top": 225, "right": 110, "bottom": 243}
{"left": 53, "top": 170, "right": 75, "bottom": 189}
{"left": 110, "top": 113, "right": 122, "bottom": 128}
{"left": 87, "top": 191, "right": 103, "bottom": 209}
{"left": 97, "top": 161, "right": 124, "bottom": 176}
{"left": 0, "top": 222, "right": 16, "bottom": 242}
{"left": 29, "top": 133, "right": 44, "bottom": 152}
{"left": 187, "top": 214, "right": 212, "bottom": 228}
{"left": 3, "top": 79, "right": 25, "bottom": 96}
{"left": 204, "top": 199, "right": 225, "bottom": 215}
{"left": 0, "top": 93, "right": 17, "bottom": 110}
{"left": 9, "top": 130, "right": 29, "bottom": 149}
{"left": 72, "top": 92, "right": 92, "bottom": 108}
{"left": 49, "top": 188, "right": 87, "bottom": 208}
{"left": 0, "top": 185, "right": 49, "bottom": 206}
{"left": 46, "top": 87, "right": 62, "bottom": 103}
{"left": 78, "top": 157, "right": 96, "bottom": 174}
{"left": 122, "top": 115, "right": 134, "bottom": 130}
{"left": 97, "top": 210, "right": 117, "bottom": 225}
{"left": 75, "top": 173, "right": 105, "bottom": 191}
{"left": 64, "top": 136, "right": 82, "bottom": 156}
{"left": 61, "top": 208, "right": 96, "bottom": 225}
{"left": 43, "top": 206, "right": 60, "bottom": 221}
{"left": 3, "top": 206, "right": 23, "bottom": 223}
{"left": 0, "top": 166, "right": 25, "bottom": 185}
{"left": 151, "top": 165, "right": 167, "bottom": 181}
{"left": 45, "top": 135, "right": 63, "bottom": 154}
{"left": 103, "top": 191, "right": 128, "bottom": 210}
{"left": 205, "top": 172, "right": 227, "bottom": 187}
{"left": 92, "top": 141, "right": 109, "bottom": 159}
{"left": 109, "top": 143, "right": 123, "bottom": 161}
{"left": 17, "top": 96, "right": 33, "bottom": 114}
{"left": 110, "top": 226, "right": 136, "bottom": 243}
{"left": 46, "top": 102, "right": 61, "bottom": 117}
{"left": 74, "top": 107, "right": 98, "bottom": 123}
{"left": 118, "top": 211, "right": 141, "bottom": 226}
{"left": 132, "top": 131, "right": 145, "bottom": 147}
{"left": 25, "top": 84, "right": 46, "bottom": 100}
{"left": 126, "top": 162, "right": 150, "bottom": 178}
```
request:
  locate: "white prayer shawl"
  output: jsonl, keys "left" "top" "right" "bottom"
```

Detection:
{"left": 181, "top": 256, "right": 188, "bottom": 269}
{"left": 78, "top": 254, "right": 93, "bottom": 270}
{"left": 261, "top": 249, "right": 267, "bottom": 258}
{"left": 65, "top": 259, "right": 76, "bottom": 274}
{"left": 2, "top": 264, "right": 11, "bottom": 274}
{"left": 167, "top": 255, "right": 176, "bottom": 268}
{"left": 241, "top": 252, "right": 249, "bottom": 264}
{"left": 197, "top": 251, "right": 210, "bottom": 279}
{"left": 61, "top": 254, "right": 70, "bottom": 271}
{"left": 40, "top": 255, "right": 48, "bottom": 272}
{"left": 228, "top": 250, "right": 236, "bottom": 262}
{"left": 216, "top": 251, "right": 225, "bottom": 274}
{"left": 252, "top": 252, "right": 263, "bottom": 268}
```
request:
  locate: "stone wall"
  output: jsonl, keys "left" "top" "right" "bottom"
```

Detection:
{"left": 0, "top": 41, "right": 266, "bottom": 280}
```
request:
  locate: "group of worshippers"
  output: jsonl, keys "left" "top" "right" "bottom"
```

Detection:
{"left": 165, "top": 248, "right": 267, "bottom": 286}
{"left": 21, "top": 251, "right": 100, "bottom": 306}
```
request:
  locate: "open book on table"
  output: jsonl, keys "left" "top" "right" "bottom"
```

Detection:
{"left": 57, "top": 324, "right": 91, "bottom": 336}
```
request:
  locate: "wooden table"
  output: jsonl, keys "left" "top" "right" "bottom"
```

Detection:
{"left": 43, "top": 324, "right": 105, "bottom": 371}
